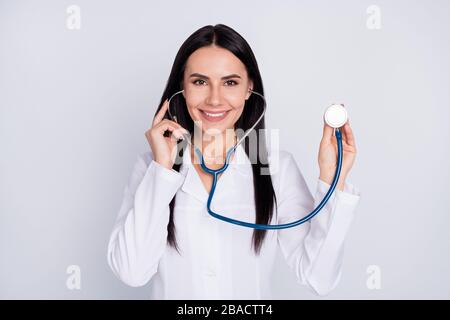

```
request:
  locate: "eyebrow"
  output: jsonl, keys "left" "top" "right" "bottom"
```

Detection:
{"left": 189, "top": 73, "right": 242, "bottom": 80}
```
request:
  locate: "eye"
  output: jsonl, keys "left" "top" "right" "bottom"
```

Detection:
{"left": 193, "top": 79, "right": 206, "bottom": 86}
{"left": 225, "top": 80, "right": 238, "bottom": 86}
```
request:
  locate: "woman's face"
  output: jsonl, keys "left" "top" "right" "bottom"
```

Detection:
{"left": 182, "top": 45, "right": 253, "bottom": 137}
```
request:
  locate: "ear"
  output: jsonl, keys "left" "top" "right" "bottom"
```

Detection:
{"left": 245, "top": 80, "right": 254, "bottom": 100}
{"left": 180, "top": 81, "right": 185, "bottom": 98}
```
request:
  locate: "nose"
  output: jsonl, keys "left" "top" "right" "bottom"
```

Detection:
{"left": 205, "top": 84, "right": 222, "bottom": 107}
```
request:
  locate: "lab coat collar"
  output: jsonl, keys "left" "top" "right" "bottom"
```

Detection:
{"left": 179, "top": 142, "right": 252, "bottom": 203}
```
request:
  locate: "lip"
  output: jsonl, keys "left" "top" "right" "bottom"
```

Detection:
{"left": 199, "top": 109, "right": 231, "bottom": 122}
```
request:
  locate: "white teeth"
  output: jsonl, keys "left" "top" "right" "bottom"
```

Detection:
{"left": 204, "top": 111, "right": 226, "bottom": 117}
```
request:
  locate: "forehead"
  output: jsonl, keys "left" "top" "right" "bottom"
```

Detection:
{"left": 185, "top": 46, "right": 248, "bottom": 78}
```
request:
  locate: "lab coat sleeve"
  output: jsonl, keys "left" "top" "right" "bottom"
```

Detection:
{"left": 276, "top": 152, "right": 361, "bottom": 296}
{"left": 107, "top": 152, "right": 185, "bottom": 287}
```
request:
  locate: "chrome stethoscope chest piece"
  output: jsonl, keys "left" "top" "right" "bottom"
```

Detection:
{"left": 324, "top": 104, "right": 348, "bottom": 129}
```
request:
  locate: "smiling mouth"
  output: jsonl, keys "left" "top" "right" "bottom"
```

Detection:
{"left": 199, "top": 110, "right": 231, "bottom": 122}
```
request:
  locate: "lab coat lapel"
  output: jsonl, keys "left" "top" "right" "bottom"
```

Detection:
{"left": 180, "top": 146, "right": 209, "bottom": 204}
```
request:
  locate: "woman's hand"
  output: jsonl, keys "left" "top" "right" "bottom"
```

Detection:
{"left": 318, "top": 120, "right": 357, "bottom": 191}
{"left": 145, "top": 99, "right": 189, "bottom": 170}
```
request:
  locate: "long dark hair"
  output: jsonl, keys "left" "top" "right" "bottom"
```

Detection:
{"left": 155, "top": 24, "right": 277, "bottom": 255}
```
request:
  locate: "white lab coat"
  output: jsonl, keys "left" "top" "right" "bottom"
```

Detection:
{"left": 107, "top": 143, "right": 361, "bottom": 299}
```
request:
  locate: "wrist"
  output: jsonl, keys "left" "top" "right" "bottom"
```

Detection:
{"left": 319, "top": 173, "right": 346, "bottom": 191}
{"left": 154, "top": 159, "right": 172, "bottom": 170}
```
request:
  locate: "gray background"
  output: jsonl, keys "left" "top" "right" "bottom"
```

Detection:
{"left": 1, "top": 0, "right": 449, "bottom": 299}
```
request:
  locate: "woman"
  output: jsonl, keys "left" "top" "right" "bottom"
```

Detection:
{"left": 107, "top": 24, "right": 360, "bottom": 299}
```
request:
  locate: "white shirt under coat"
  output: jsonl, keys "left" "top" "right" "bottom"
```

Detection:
{"left": 107, "top": 143, "right": 361, "bottom": 299}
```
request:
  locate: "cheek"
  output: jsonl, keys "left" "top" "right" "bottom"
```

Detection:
{"left": 186, "top": 106, "right": 199, "bottom": 122}
{"left": 184, "top": 97, "right": 202, "bottom": 120}
{"left": 228, "top": 96, "right": 246, "bottom": 118}
{"left": 231, "top": 104, "right": 245, "bottom": 119}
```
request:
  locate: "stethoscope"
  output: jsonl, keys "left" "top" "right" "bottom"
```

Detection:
{"left": 167, "top": 89, "right": 348, "bottom": 230}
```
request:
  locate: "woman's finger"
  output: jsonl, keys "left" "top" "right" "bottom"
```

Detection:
{"left": 154, "top": 122, "right": 185, "bottom": 140}
{"left": 343, "top": 122, "right": 356, "bottom": 147}
{"left": 160, "top": 119, "right": 189, "bottom": 133}
{"left": 156, "top": 119, "right": 189, "bottom": 136}
{"left": 321, "top": 120, "right": 334, "bottom": 143}
{"left": 152, "top": 99, "right": 169, "bottom": 126}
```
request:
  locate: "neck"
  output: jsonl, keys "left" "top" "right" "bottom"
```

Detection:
{"left": 191, "top": 129, "right": 237, "bottom": 164}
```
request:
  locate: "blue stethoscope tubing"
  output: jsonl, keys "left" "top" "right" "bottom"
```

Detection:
{"left": 167, "top": 89, "right": 343, "bottom": 230}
